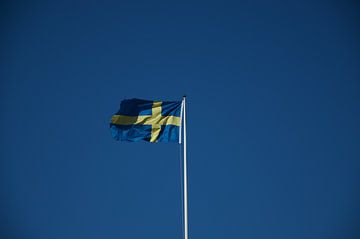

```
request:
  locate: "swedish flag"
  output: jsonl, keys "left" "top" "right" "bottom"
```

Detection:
{"left": 110, "top": 99, "right": 182, "bottom": 142}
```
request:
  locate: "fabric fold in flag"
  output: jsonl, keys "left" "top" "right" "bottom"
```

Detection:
{"left": 110, "top": 98, "right": 182, "bottom": 143}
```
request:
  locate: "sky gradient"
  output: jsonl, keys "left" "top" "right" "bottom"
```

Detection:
{"left": 1, "top": 1, "right": 360, "bottom": 239}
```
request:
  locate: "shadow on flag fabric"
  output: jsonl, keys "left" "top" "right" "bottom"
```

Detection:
{"left": 110, "top": 99, "right": 182, "bottom": 142}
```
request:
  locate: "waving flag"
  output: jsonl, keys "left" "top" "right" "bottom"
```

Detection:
{"left": 110, "top": 98, "right": 182, "bottom": 142}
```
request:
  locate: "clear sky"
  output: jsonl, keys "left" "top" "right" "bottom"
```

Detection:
{"left": 1, "top": 1, "right": 360, "bottom": 238}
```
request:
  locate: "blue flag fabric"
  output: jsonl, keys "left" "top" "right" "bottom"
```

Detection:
{"left": 110, "top": 99, "right": 182, "bottom": 143}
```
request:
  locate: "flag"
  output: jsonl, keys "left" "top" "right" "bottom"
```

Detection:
{"left": 110, "top": 98, "right": 182, "bottom": 142}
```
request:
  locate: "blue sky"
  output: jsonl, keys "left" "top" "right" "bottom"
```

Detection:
{"left": 1, "top": 1, "right": 360, "bottom": 238}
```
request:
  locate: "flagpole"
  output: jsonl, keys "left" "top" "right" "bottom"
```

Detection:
{"left": 182, "top": 95, "right": 188, "bottom": 239}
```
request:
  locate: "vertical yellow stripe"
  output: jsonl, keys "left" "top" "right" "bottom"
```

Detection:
{"left": 152, "top": 101, "right": 162, "bottom": 116}
{"left": 150, "top": 125, "right": 161, "bottom": 142}
{"left": 150, "top": 101, "right": 162, "bottom": 142}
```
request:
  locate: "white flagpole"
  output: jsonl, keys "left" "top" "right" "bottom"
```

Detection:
{"left": 182, "top": 96, "right": 188, "bottom": 239}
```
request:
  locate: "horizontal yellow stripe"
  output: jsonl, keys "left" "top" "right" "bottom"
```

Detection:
{"left": 111, "top": 115, "right": 181, "bottom": 126}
